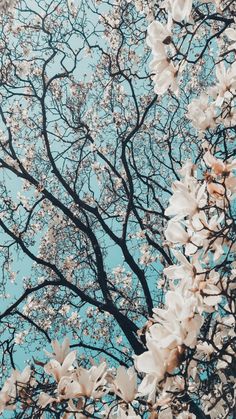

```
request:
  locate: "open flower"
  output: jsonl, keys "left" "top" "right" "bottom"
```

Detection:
{"left": 214, "top": 62, "right": 236, "bottom": 106}
{"left": 147, "top": 18, "right": 172, "bottom": 47}
{"left": 38, "top": 392, "right": 59, "bottom": 408}
{"left": 112, "top": 366, "right": 137, "bottom": 403}
{"left": 165, "top": 219, "right": 189, "bottom": 244}
{"left": 135, "top": 337, "right": 168, "bottom": 382}
{"left": 165, "top": 180, "right": 206, "bottom": 220}
{"left": 44, "top": 337, "right": 71, "bottom": 363}
{"left": 188, "top": 94, "right": 217, "bottom": 131}
{"left": 0, "top": 366, "right": 32, "bottom": 413}
{"left": 225, "top": 27, "right": 236, "bottom": 51}
{"left": 171, "top": 0, "right": 193, "bottom": 22}
{"left": 74, "top": 362, "right": 107, "bottom": 399}
{"left": 44, "top": 350, "right": 77, "bottom": 382}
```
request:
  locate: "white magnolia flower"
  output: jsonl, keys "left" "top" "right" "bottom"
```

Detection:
{"left": 165, "top": 180, "right": 206, "bottom": 220}
{"left": 176, "top": 412, "right": 196, "bottom": 419}
{"left": 163, "top": 249, "right": 195, "bottom": 281}
{"left": 74, "top": 362, "right": 107, "bottom": 399}
{"left": 158, "top": 407, "right": 173, "bottom": 419}
{"left": 137, "top": 373, "right": 159, "bottom": 403}
{"left": 152, "top": 60, "right": 180, "bottom": 95}
{"left": 149, "top": 42, "right": 170, "bottom": 71}
{"left": 225, "top": 27, "right": 236, "bottom": 51}
{"left": 152, "top": 298, "right": 202, "bottom": 349}
{"left": 135, "top": 337, "right": 168, "bottom": 382}
{"left": 148, "top": 40, "right": 181, "bottom": 95}
{"left": 147, "top": 18, "right": 172, "bottom": 47}
{"left": 115, "top": 405, "right": 141, "bottom": 419}
{"left": 57, "top": 376, "right": 84, "bottom": 399}
{"left": 0, "top": 366, "right": 32, "bottom": 413}
{"left": 165, "top": 219, "right": 189, "bottom": 244}
{"left": 44, "top": 337, "right": 71, "bottom": 363}
{"left": 44, "top": 350, "right": 77, "bottom": 382}
{"left": 171, "top": 0, "right": 193, "bottom": 22}
{"left": 38, "top": 392, "right": 59, "bottom": 408}
{"left": 188, "top": 94, "right": 217, "bottom": 131}
{"left": 204, "top": 150, "right": 236, "bottom": 175}
{"left": 112, "top": 366, "right": 137, "bottom": 402}
{"left": 0, "top": 378, "right": 16, "bottom": 413}
{"left": 200, "top": 282, "right": 222, "bottom": 307}
{"left": 215, "top": 62, "right": 236, "bottom": 106}
{"left": 196, "top": 342, "right": 214, "bottom": 359}
{"left": 11, "top": 366, "right": 32, "bottom": 387}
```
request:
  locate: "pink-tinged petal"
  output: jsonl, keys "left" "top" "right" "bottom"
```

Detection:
{"left": 62, "top": 350, "right": 77, "bottom": 371}
{"left": 38, "top": 392, "right": 58, "bottom": 408}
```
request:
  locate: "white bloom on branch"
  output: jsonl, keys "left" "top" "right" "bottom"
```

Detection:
{"left": 165, "top": 180, "right": 206, "bottom": 220}
{"left": 44, "top": 337, "right": 71, "bottom": 363}
{"left": 225, "top": 27, "right": 236, "bottom": 51}
{"left": 215, "top": 61, "right": 236, "bottom": 106}
{"left": 171, "top": 0, "right": 193, "bottom": 22}
{"left": 73, "top": 362, "right": 107, "bottom": 399}
{"left": 147, "top": 18, "right": 172, "bottom": 47}
{"left": 187, "top": 94, "right": 217, "bottom": 131}
{"left": 112, "top": 366, "right": 137, "bottom": 403}
{"left": 165, "top": 219, "right": 189, "bottom": 244}
{"left": 44, "top": 350, "right": 77, "bottom": 382}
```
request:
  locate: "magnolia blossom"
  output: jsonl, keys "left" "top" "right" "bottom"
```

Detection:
{"left": 165, "top": 179, "right": 206, "bottom": 220}
{"left": 164, "top": 249, "right": 195, "bottom": 281}
{"left": 38, "top": 392, "right": 59, "bottom": 408}
{"left": 165, "top": 219, "right": 189, "bottom": 244}
{"left": 171, "top": 0, "right": 193, "bottom": 22}
{"left": 147, "top": 19, "right": 172, "bottom": 47}
{"left": 44, "top": 350, "right": 77, "bottom": 382}
{"left": 135, "top": 285, "right": 202, "bottom": 402}
{"left": 214, "top": 62, "right": 236, "bottom": 106}
{"left": 147, "top": 20, "right": 183, "bottom": 95}
{"left": 112, "top": 366, "right": 137, "bottom": 403}
{"left": 73, "top": 363, "right": 107, "bottom": 398}
{"left": 0, "top": 379, "right": 16, "bottom": 413}
{"left": 204, "top": 151, "right": 236, "bottom": 197}
{"left": 162, "top": 0, "right": 193, "bottom": 22}
{"left": 0, "top": 366, "right": 32, "bottom": 413}
{"left": 112, "top": 405, "right": 141, "bottom": 419}
{"left": 225, "top": 27, "right": 236, "bottom": 51}
{"left": 44, "top": 337, "right": 71, "bottom": 363}
{"left": 152, "top": 293, "right": 202, "bottom": 348}
{"left": 187, "top": 94, "right": 217, "bottom": 131}
{"left": 151, "top": 59, "right": 180, "bottom": 95}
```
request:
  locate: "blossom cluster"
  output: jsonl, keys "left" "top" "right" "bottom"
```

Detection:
{"left": 188, "top": 60, "right": 236, "bottom": 130}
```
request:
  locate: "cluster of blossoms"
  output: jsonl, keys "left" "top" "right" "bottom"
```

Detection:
{"left": 188, "top": 60, "right": 236, "bottom": 130}
{"left": 146, "top": 0, "right": 196, "bottom": 95}
{"left": 146, "top": 0, "right": 234, "bottom": 96}
{"left": 147, "top": 15, "right": 179, "bottom": 95}
{"left": 0, "top": 149, "right": 235, "bottom": 417}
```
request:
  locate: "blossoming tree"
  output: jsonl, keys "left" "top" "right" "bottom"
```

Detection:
{"left": 0, "top": 0, "right": 235, "bottom": 417}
